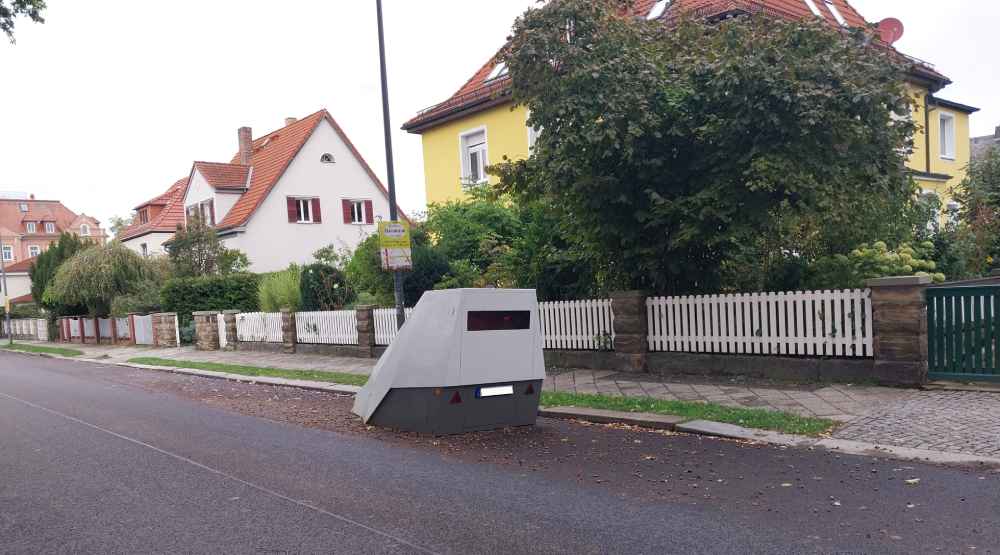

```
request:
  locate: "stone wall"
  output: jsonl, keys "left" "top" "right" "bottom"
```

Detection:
{"left": 193, "top": 311, "right": 220, "bottom": 351}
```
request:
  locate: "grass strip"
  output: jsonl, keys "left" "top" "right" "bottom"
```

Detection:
{"left": 539, "top": 391, "right": 836, "bottom": 437}
{"left": 127, "top": 357, "right": 369, "bottom": 386}
{"left": 3, "top": 342, "right": 84, "bottom": 357}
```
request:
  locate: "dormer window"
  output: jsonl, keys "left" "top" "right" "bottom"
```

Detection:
{"left": 485, "top": 62, "right": 508, "bottom": 82}
{"left": 44, "top": 222, "right": 55, "bottom": 234}
{"left": 18, "top": 203, "right": 28, "bottom": 212}
{"left": 646, "top": 0, "right": 670, "bottom": 20}
{"left": 80, "top": 224, "right": 91, "bottom": 236}
{"left": 822, "top": 0, "right": 847, "bottom": 26}
{"left": 26, "top": 222, "right": 36, "bottom": 234}
{"left": 139, "top": 209, "right": 149, "bottom": 224}
{"left": 320, "top": 153, "right": 335, "bottom": 164}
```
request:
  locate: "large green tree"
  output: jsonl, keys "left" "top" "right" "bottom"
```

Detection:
{"left": 29, "top": 232, "right": 90, "bottom": 315}
{"left": 1, "top": 0, "right": 45, "bottom": 43}
{"left": 344, "top": 226, "right": 449, "bottom": 306}
{"left": 494, "top": 1, "right": 917, "bottom": 294}
{"left": 167, "top": 217, "right": 249, "bottom": 277}
{"left": 43, "top": 242, "right": 157, "bottom": 316}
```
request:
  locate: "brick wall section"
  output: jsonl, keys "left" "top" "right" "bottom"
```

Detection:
{"left": 356, "top": 306, "right": 375, "bottom": 358}
{"left": 152, "top": 313, "right": 179, "bottom": 348}
{"left": 280, "top": 309, "right": 296, "bottom": 354}
{"left": 193, "top": 311, "right": 220, "bottom": 351}
{"left": 222, "top": 310, "right": 239, "bottom": 351}
{"left": 866, "top": 276, "right": 930, "bottom": 385}
{"left": 610, "top": 290, "right": 648, "bottom": 372}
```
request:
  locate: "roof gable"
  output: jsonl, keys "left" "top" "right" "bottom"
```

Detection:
{"left": 119, "top": 177, "right": 190, "bottom": 241}
{"left": 192, "top": 162, "right": 251, "bottom": 190}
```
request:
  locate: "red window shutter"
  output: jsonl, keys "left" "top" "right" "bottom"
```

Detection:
{"left": 287, "top": 197, "right": 297, "bottom": 223}
{"left": 312, "top": 198, "right": 322, "bottom": 223}
{"left": 364, "top": 200, "right": 374, "bottom": 224}
{"left": 342, "top": 199, "right": 352, "bottom": 224}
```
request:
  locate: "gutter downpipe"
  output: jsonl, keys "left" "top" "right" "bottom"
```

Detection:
{"left": 924, "top": 93, "right": 932, "bottom": 174}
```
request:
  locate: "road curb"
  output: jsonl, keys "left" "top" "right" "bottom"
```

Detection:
{"left": 11, "top": 348, "right": 1000, "bottom": 468}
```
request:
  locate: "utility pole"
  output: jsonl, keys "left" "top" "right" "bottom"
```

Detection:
{"left": 376, "top": 0, "right": 406, "bottom": 329}
{"left": 0, "top": 234, "right": 11, "bottom": 345}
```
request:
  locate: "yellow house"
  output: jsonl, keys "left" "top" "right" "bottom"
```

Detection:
{"left": 403, "top": 0, "right": 977, "bottom": 214}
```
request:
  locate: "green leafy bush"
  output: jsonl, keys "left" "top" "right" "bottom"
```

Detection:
{"left": 300, "top": 263, "right": 355, "bottom": 311}
{"left": 258, "top": 265, "right": 302, "bottom": 312}
{"left": 344, "top": 226, "right": 449, "bottom": 306}
{"left": 43, "top": 242, "right": 156, "bottom": 316}
{"left": 806, "top": 241, "right": 945, "bottom": 289}
{"left": 160, "top": 274, "right": 260, "bottom": 326}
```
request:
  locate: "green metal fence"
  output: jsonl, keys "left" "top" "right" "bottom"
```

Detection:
{"left": 927, "top": 286, "right": 1000, "bottom": 382}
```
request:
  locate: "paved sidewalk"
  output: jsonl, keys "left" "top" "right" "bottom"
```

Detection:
{"left": 22, "top": 341, "right": 1000, "bottom": 459}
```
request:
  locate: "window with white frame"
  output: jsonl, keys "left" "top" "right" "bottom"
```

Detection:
{"left": 44, "top": 222, "right": 55, "bottom": 234}
{"left": 28, "top": 245, "right": 41, "bottom": 258}
{"left": 18, "top": 203, "right": 27, "bottom": 213}
{"left": 460, "top": 129, "right": 488, "bottom": 184}
{"left": 296, "top": 198, "right": 313, "bottom": 223}
{"left": 26, "top": 222, "right": 36, "bottom": 234}
{"left": 350, "top": 200, "right": 364, "bottom": 224}
{"left": 485, "top": 62, "right": 508, "bottom": 82}
{"left": 2, "top": 245, "right": 12, "bottom": 262}
{"left": 939, "top": 112, "right": 956, "bottom": 160}
{"left": 80, "top": 223, "right": 91, "bottom": 236}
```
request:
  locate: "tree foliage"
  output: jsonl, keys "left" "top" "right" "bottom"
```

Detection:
{"left": 43, "top": 242, "right": 155, "bottom": 316}
{"left": 29, "top": 232, "right": 91, "bottom": 315}
{"left": 167, "top": 217, "right": 249, "bottom": 277}
{"left": 300, "top": 263, "right": 355, "bottom": 311}
{"left": 495, "top": 1, "right": 916, "bottom": 294}
{"left": 951, "top": 146, "right": 1000, "bottom": 276}
{"left": 258, "top": 265, "right": 302, "bottom": 312}
{"left": 160, "top": 274, "right": 260, "bottom": 326}
{"left": 1, "top": 0, "right": 45, "bottom": 43}
{"left": 344, "top": 226, "right": 449, "bottom": 306}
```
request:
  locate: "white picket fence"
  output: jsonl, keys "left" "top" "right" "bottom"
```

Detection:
{"left": 538, "top": 299, "right": 615, "bottom": 350}
{"left": 217, "top": 314, "right": 228, "bottom": 349}
{"left": 2, "top": 318, "right": 47, "bottom": 341}
{"left": 374, "top": 307, "right": 414, "bottom": 346}
{"left": 296, "top": 310, "right": 358, "bottom": 345}
{"left": 646, "top": 289, "right": 873, "bottom": 358}
{"left": 236, "top": 312, "right": 283, "bottom": 343}
{"left": 134, "top": 315, "right": 154, "bottom": 345}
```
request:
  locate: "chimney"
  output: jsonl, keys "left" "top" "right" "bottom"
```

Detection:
{"left": 995, "top": 125, "right": 1000, "bottom": 138}
{"left": 29, "top": 194, "right": 35, "bottom": 200}
{"left": 238, "top": 126, "right": 253, "bottom": 165}
{"left": 284, "top": 117, "right": 297, "bottom": 127}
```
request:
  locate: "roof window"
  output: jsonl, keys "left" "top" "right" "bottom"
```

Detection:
{"left": 823, "top": 0, "right": 847, "bottom": 26}
{"left": 802, "top": 0, "right": 823, "bottom": 17}
{"left": 485, "top": 62, "right": 508, "bottom": 82}
{"left": 18, "top": 203, "right": 28, "bottom": 212}
{"left": 646, "top": 0, "right": 670, "bottom": 20}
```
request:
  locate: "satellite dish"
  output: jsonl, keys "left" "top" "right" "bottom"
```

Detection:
{"left": 878, "top": 17, "right": 904, "bottom": 45}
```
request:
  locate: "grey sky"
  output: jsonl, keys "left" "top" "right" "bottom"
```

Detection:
{"left": 0, "top": 1, "right": 995, "bottom": 228}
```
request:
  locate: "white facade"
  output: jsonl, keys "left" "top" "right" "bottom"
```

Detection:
{"left": 219, "top": 118, "right": 392, "bottom": 273}
{"left": 2, "top": 273, "right": 32, "bottom": 301}
{"left": 121, "top": 232, "right": 174, "bottom": 257}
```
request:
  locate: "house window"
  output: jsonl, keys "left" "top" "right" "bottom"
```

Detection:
{"left": 140, "top": 243, "right": 148, "bottom": 257}
{"left": 485, "top": 62, "right": 508, "bottom": 82}
{"left": 320, "top": 153, "right": 336, "bottom": 164}
{"left": 80, "top": 224, "right": 91, "bottom": 236}
{"left": 947, "top": 201, "right": 960, "bottom": 224}
{"left": 18, "top": 203, "right": 28, "bottom": 212}
{"left": 460, "top": 128, "right": 488, "bottom": 185}
{"left": 350, "top": 201, "right": 365, "bottom": 224}
{"left": 26, "top": 222, "right": 36, "bottom": 234}
{"left": 297, "top": 198, "right": 313, "bottom": 223}
{"left": 940, "top": 112, "right": 956, "bottom": 160}
{"left": 803, "top": 0, "right": 823, "bottom": 17}
{"left": 646, "top": 0, "right": 670, "bottom": 20}
{"left": 822, "top": 0, "right": 847, "bottom": 26}
{"left": 28, "top": 245, "right": 41, "bottom": 258}
{"left": 44, "top": 222, "right": 55, "bottom": 234}
{"left": 139, "top": 209, "right": 149, "bottom": 224}
{"left": 187, "top": 201, "right": 215, "bottom": 226}
{"left": 2, "top": 246, "right": 12, "bottom": 262}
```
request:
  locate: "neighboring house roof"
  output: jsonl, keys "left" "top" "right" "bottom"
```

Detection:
{"left": 9, "top": 293, "right": 34, "bottom": 305}
{"left": 216, "top": 108, "right": 406, "bottom": 230}
{"left": 0, "top": 199, "right": 92, "bottom": 237}
{"left": 192, "top": 161, "right": 251, "bottom": 190}
{"left": 403, "top": 0, "right": 950, "bottom": 133}
{"left": 4, "top": 256, "right": 36, "bottom": 274}
{"left": 119, "top": 177, "right": 190, "bottom": 241}
{"left": 972, "top": 126, "right": 1000, "bottom": 161}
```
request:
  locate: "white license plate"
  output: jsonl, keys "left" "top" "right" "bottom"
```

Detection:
{"left": 478, "top": 385, "right": 514, "bottom": 398}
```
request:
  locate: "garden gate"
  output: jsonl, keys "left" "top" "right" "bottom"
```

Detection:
{"left": 927, "top": 286, "right": 1000, "bottom": 382}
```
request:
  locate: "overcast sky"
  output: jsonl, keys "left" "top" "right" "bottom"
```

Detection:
{"left": 0, "top": 0, "right": 995, "bottom": 227}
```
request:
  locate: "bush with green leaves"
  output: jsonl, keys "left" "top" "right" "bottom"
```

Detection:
{"left": 300, "top": 263, "right": 355, "bottom": 311}
{"left": 160, "top": 273, "right": 260, "bottom": 326}
{"left": 344, "top": 226, "right": 449, "bottom": 306}
{"left": 29, "top": 232, "right": 92, "bottom": 316}
{"left": 806, "top": 241, "right": 945, "bottom": 289}
{"left": 42, "top": 242, "right": 156, "bottom": 316}
{"left": 168, "top": 216, "right": 249, "bottom": 277}
{"left": 258, "top": 265, "right": 302, "bottom": 312}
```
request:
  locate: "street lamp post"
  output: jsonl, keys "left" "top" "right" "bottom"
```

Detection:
{"left": 375, "top": 0, "right": 406, "bottom": 329}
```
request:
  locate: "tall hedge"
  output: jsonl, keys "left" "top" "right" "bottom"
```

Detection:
{"left": 160, "top": 273, "right": 260, "bottom": 326}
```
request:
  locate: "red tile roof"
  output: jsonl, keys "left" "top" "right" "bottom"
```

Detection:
{"left": 10, "top": 293, "right": 34, "bottom": 304}
{"left": 403, "top": 0, "right": 948, "bottom": 132}
{"left": 0, "top": 199, "right": 83, "bottom": 237}
{"left": 119, "top": 177, "right": 190, "bottom": 241}
{"left": 4, "top": 256, "right": 37, "bottom": 273}
{"left": 193, "top": 162, "right": 251, "bottom": 190}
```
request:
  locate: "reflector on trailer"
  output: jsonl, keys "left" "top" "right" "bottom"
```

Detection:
{"left": 352, "top": 289, "right": 545, "bottom": 434}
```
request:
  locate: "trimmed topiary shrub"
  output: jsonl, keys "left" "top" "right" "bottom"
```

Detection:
{"left": 161, "top": 273, "right": 260, "bottom": 326}
{"left": 300, "top": 263, "right": 355, "bottom": 311}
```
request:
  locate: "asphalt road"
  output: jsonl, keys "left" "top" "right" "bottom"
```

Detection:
{"left": 1, "top": 353, "right": 998, "bottom": 554}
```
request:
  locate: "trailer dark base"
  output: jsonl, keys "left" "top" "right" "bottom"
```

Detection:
{"left": 368, "top": 380, "right": 543, "bottom": 435}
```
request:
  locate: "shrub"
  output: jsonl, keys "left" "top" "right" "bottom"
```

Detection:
{"left": 161, "top": 273, "right": 260, "bottom": 326}
{"left": 43, "top": 242, "right": 155, "bottom": 316}
{"left": 258, "top": 266, "right": 302, "bottom": 312}
{"left": 300, "top": 263, "right": 355, "bottom": 311}
{"left": 344, "top": 226, "right": 449, "bottom": 306}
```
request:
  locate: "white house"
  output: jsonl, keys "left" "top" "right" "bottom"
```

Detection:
{"left": 123, "top": 109, "right": 403, "bottom": 272}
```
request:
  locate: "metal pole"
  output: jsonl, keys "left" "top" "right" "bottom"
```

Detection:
{"left": 0, "top": 234, "right": 11, "bottom": 345}
{"left": 376, "top": 0, "right": 406, "bottom": 329}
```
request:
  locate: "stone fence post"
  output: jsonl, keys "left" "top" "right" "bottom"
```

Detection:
{"left": 281, "top": 308, "right": 296, "bottom": 354}
{"left": 865, "top": 276, "right": 930, "bottom": 385}
{"left": 223, "top": 310, "right": 239, "bottom": 351}
{"left": 152, "top": 312, "right": 179, "bottom": 348}
{"left": 610, "top": 290, "right": 648, "bottom": 372}
{"left": 193, "top": 311, "right": 220, "bottom": 351}
{"left": 356, "top": 305, "right": 375, "bottom": 358}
